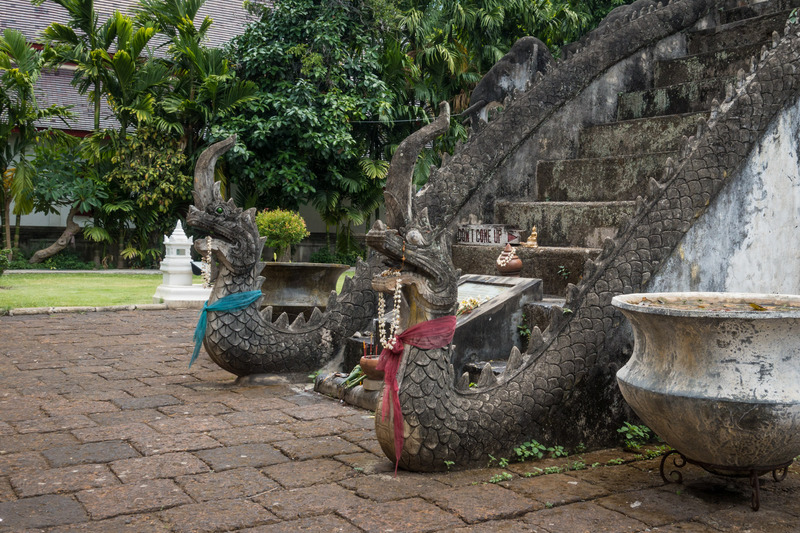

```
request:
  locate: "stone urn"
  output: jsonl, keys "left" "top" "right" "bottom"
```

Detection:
{"left": 613, "top": 292, "right": 800, "bottom": 508}
{"left": 260, "top": 262, "right": 349, "bottom": 319}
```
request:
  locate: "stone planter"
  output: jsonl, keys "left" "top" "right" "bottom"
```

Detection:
{"left": 613, "top": 292, "right": 800, "bottom": 509}
{"left": 260, "top": 262, "right": 349, "bottom": 319}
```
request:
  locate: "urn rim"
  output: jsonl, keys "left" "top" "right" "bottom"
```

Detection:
{"left": 612, "top": 291, "right": 800, "bottom": 319}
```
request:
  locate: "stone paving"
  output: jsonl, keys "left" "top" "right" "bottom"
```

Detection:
{"left": 1, "top": 309, "right": 799, "bottom": 532}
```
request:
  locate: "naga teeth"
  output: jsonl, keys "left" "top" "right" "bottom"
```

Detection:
{"left": 290, "top": 314, "right": 306, "bottom": 330}
{"left": 457, "top": 371, "right": 471, "bottom": 389}
{"left": 274, "top": 312, "right": 290, "bottom": 329}
{"left": 342, "top": 275, "right": 354, "bottom": 292}
{"left": 326, "top": 291, "right": 339, "bottom": 310}
{"left": 308, "top": 307, "right": 324, "bottom": 325}
{"left": 476, "top": 363, "right": 497, "bottom": 387}
{"left": 527, "top": 326, "right": 544, "bottom": 352}
{"left": 506, "top": 346, "right": 523, "bottom": 373}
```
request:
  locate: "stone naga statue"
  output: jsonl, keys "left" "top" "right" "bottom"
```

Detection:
{"left": 367, "top": 102, "right": 609, "bottom": 471}
{"left": 186, "top": 135, "right": 379, "bottom": 376}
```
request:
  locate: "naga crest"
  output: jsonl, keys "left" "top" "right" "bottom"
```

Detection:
{"left": 186, "top": 135, "right": 265, "bottom": 275}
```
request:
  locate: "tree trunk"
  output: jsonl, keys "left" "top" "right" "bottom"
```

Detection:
{"left": 3, "top": 194, "right": 11, "bottom": 253}
{"left": 116, "top": 228, "right": 125, "bottom": 269}
{"left": 29, "top": 206, "right": 81, "bottom": 264}
{"left": 13, "top": 214, "right": 21, "bottom": 254}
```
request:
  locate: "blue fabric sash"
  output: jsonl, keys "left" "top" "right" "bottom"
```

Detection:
{"left": 190, "top": 290, "right": 263, "bottom": 367}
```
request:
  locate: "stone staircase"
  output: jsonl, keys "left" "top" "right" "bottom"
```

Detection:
{"left": 486, "top": 0, "right": 799, "bottom": 298}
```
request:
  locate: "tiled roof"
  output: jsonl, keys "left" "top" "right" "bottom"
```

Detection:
{"left": 3, "top": 0, "right": 267, "bottom": 132}
{"left": 35, "top": 68, "right": 118, "bottom": 131}
{"left": 2, "top": 0, "right": 260, "bottom": 49}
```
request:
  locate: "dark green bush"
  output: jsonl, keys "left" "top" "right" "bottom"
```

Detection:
{"left": 0, "top": 249, "right": 10, "bottom": 276}
{"left": 309, "top": 247, "right": 363, "bottom": 266}
{"left": 18, "top": 249, "right": 98, "bottom": 270}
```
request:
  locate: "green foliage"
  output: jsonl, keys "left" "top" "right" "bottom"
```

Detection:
{"left": 617, "top": 422, "right": 653, "bottom": 450}
{"left": 222, "top": 0, "right": 389, "bottom": 248}
{"left": 309, "top": 247, "right": 364, "bottom": 266}
{"left": 0, "top": 28, "right": 73, "bottom": 250}
{"left": 255, "top": 209, "right": 310, "bottom": 261}
{"left": 549, "top": 445, "right": 568, "bottom": 458}
{"left": 488, "top": 471, "right": 513, "bottom": 483}
{"left": 513, "top": 439, "right": 567, "bottom": 461}
{"left": 514, "top": 440, "right": 547, "bottom": 461}
{"left": 443, "top": 460, "right": 455, "bottom": 471}
{"left": 105, "top": 127, "right": 191, "bottom": 214}
{"left": 134, "top": 0, "right": 258, "bottom": 157}
{"left": 39, "top": 249, "right": 97, "bottom": 270}
{"left": 517, "top": 313, "right": 531, "bottom": 343}
{"left": 606, "top": 458, "right": 625, "bottom": 465}
{"left": 0, "top": 248, "right": 10, "bottom": 276}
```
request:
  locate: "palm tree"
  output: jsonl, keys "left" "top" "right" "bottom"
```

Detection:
{"left": 0, "top": 29, "right": 73, "bottom": 256}
{"left": 135, "top": 0, "right": 257, "bottom": 158}
{"left": 102, "top": 12, "right": 167, "bottom": 140}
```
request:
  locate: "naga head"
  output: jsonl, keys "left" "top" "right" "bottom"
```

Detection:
{"left": 366, "top": 208, "right": 459, "bottom": 327}
{"left": 367, "top": 102, "right": 458, "bottom": 327}
{"left": 185, "top": 135, "right": 265, "bottom": 275}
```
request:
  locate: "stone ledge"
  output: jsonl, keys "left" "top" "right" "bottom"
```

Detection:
{"left": 5, "top": 303, "right": 172, "bottom": 316}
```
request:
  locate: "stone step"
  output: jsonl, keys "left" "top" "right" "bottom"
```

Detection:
{"left": 496, "top": 200, "right": 635, "bottom": 248}
{"left": 536, "top": 152, "right": 675, "bottom": 202}
{"left": 719, "top": 0, "right": 800, "bottom": 25}
{"left": 653, "top": 42, "right": 763, "bottom": 88}
{"left": 687, "top": 9, "right": 792, "bottom": 55}
{"left": 523, "top": 297, "right": 566, "bottom": 335}
{"left": 616, "top": 78, "right": 728, "bottom": 120}
{"left": 579, "top": 112, "right": 707, "bottom": 158}
{"left": 452, "top": 244, "right": 598, "bottom": 296}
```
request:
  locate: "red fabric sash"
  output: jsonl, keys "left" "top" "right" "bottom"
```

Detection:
{"left": 376, "top": 314, "right": 457, "bottom": 474}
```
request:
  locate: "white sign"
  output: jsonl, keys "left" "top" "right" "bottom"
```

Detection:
{"left": 456, "top": 225, "right": 521, "bottom": 246}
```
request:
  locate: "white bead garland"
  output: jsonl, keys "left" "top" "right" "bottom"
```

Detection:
{"left": 202, "top": 236, "right": 213, "bottom": 288}
{"left": 378, "top": 270, "right": 402, "bottom": 350}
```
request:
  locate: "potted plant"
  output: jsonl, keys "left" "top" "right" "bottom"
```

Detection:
{"left": 254, "top": 209, "right": 348, "bottom": 319}
{"left": 255, "top": 208, "right": 310, "bottom": 262}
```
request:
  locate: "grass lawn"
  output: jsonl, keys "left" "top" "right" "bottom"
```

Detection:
{"left": 0, "top": 273, "right": 168, "bottom": 309}
{"left": 0, "top": 270, "right": 356, "bottom": 309}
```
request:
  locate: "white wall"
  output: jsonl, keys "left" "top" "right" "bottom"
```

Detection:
{"left": 650, "top": 97, "right": 800, "bottom": 294}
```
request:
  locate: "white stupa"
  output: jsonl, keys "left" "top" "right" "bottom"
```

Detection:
{"left": 153, "top": 221, "right": 211, "bottom": 307}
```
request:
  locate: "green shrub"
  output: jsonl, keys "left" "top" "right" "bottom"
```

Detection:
{"left": 27, "top": 249, "right": 97, "bottom": 271}
{"left": 0, "top": 249, "right": 10, "bottom": 276}
{"left": 617, "top": 422, "right": 653, "bottom": 450}
{"left": 255, "top": 209, "right": 309, "bottom": 261}
{"left": 309, "top": 246, "right": 364, "bottom": 266}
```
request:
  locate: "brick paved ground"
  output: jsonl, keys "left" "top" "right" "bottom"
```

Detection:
{"left": 1, "top": 309, "right": 799, "bottom": 532}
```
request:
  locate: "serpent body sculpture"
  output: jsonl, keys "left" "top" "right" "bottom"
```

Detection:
{"left": 185, "top": 136, "right": 379, "bottom": 376}
{"left": 368, "top": 0, "right": 800, "bottom": 470}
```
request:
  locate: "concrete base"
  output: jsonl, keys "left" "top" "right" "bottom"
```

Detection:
{"left": 153, "top": 284, "right": 211, "bottom": 308}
